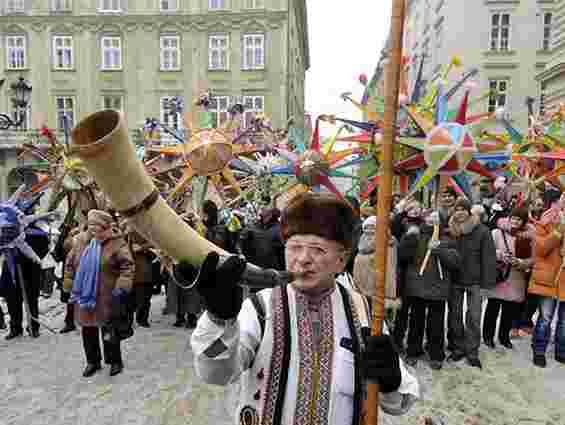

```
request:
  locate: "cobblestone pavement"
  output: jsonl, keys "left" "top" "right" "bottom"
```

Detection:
{"left": 0, "top": 294, "right": 564, "bottom": 425}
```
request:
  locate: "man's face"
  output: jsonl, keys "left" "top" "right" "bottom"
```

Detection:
{"left": 87, "top": 222, "right": 108, "bottom": 240}
{"left": 285, "top": 234, "right": 347, "bottom": 294}
{"left": 441, "top": 193, "right": 456, "bottom": 208}
{"left": 452, "top": 206, "right": 470, "bottom": 222}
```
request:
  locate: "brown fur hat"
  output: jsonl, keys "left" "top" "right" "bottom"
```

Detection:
{"left": 280, "top": 192, "right": 356, "bottom": 250}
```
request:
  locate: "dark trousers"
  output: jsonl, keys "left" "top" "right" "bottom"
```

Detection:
{"left": 482, "top": 298, "right": 521, "bottom": 343}
{"left": 5, "top": 279, "right": 39, "bottom": 332}
{"left": 406, "top": 297, "right": 446, "bottom": 362}
{"left": 129, "top": 283, "right": 153, "bottom": 324}
{"left": 392, "top": 296, "right": 412, "bottom": 348}
{"left": 82, "top": 326, "right": 122, "bottom": 366}
{"left": 516, "top": 293, "right": 539, "bottom": 329}
{"left": 64, "top": 303, "right": 74, "bottom": 325}
{"left": 448, "top": 285, "right": 483, "bottom": 360}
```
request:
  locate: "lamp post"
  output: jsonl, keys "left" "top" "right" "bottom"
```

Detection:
{"left": 0, "top": 76, "right": 32, "bottom": 130}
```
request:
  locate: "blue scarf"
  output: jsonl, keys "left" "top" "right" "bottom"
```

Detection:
{"left": 71, "top": 239, "right": 102, "bottom": 311}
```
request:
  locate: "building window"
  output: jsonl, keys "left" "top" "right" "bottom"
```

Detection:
{"left": 160, "top": 35, "right": 181, "bottom": 71}
{"left": 243, "top": 95, "right": 264, "bottom": 128}
{"left": 488, "top": 79, "right": 509, "bottom": 113}
{"left": 490, "top": 13, "right": 510, "bottom": 51}
{"left": 209, "top": 0, "right": 226, "bottom": 9}
{"left": 6, "top": 35, "right": 26, "bottom": 70}
{"left": 539, "top": 82, "right": 547, "bottom": 116}
{"left": 245, "top": 0, "right": 263, "bottom": 8}
{"left": 102, "top": 95, "right": 123, "bottom": 112}
{"left": 209, "top": 35, "right": 229, "bottom": 70}
{"left": 243, "top": 34, "right": 265, "bottom": 70}
{"left": 542, "top": 12, "right": 552, "bottom": 51}
{"left": 160, "top": 0, "right": 178, "bottom": 11}
{"left": 160, "top": 96, "right": 184, "bottom": 130}
{"left": 53, "top": 36, "right": 74, "bottom": 70}
{"left": 5, "top": 0, "right": 25, "bottom": 13}
{"left": 51, "top": 0, "right": 72, "bottom": 11}
{"left": 56, "top": 96, "right": 76, "bottom": 130}
{"left": 101, "top": 36, "right": 122, "bottom": 70}
{"left": 210, "top": 96, "right": 230, "bottom": 128}
{"left": 99, "top": 0, "right": 121, "bottom": 12}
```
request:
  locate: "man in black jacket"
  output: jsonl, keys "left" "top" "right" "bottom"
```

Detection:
{"left": 447, "top": 198, "right": 496, "bottom": 369}
{"left": 398, "top": 214, "right": 460, "bottom": 370}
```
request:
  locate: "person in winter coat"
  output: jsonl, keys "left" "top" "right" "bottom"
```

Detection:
{"left": 63, "top": 210, "right": 134, "bottom": 377}
{"left": 353, "top": 216, "right": 398, "bottom": 301}
{"left": 398, "top": 212, "right": 460, "bottom": 370}
{"left": 482, "top": 207, "right": 533, "bottom": 350}
{"left": 529, "top": 193, "right": 565, "bottom": 368}
{"left": 391, "top": 201, "right": 424, "bottom": 353}
{"left": 125, "top": 226, "right": 155, "bottom": 328}
{"left": 239, "top": 207, "right": 285, "bottom": 272}
{"left": 0, "top": 229, "right": 49, "bottom": 339}
{"left": 202, "top": 200, "right": 235, "bottom": 253}
{"left": 447, "top": 198, "right": 497, "bottom": 369}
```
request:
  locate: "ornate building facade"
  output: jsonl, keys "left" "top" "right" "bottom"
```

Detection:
{"left": 0, "top": 0, "right": 309, "bottom": 136}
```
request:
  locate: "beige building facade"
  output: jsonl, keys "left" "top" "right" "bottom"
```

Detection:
{"left": 399, "top": 0, "right": 556, "bottom": 130}
{"left": 537, "top": 0, "right": 565, "bottom": 111}
{"left": 0, "top": 0, "right": 309, "bottom": 137}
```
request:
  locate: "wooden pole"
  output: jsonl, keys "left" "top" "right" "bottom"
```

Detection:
{"left": 367, "top": 1, "right": 405, "bottom": 424}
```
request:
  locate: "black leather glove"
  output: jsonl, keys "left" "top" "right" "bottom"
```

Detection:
{"left": 361, "top": 328, "right": 402, "bottom": 393}
{"left": 184, "top": 252, "right": 246, "bottom": 320}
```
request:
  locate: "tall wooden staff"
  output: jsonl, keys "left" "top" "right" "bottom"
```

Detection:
{"left": 367, "top": 1, "right": 405, "bottom": 424}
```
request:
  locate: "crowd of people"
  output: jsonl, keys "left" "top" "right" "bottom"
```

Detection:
{"left": 0, "top": 178, "right": 564, "bottom": 422}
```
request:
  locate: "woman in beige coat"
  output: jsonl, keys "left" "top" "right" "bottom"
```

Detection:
{"left": 64, "top": 210, "right": 134, "bottom": 377}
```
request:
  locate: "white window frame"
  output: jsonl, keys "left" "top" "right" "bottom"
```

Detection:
{"left": 243, "top": 95, "right": 264, "bottom": 128}
{"left": 160, "top": 0, "right": 178, "bottom": 11}
{"left": 542, "top": 12, "right": 552, "bottom": 51}
{"left": 245, "top": 0, "right": 263, "bottom": 8}
{"left": 6, "top": 35, "right": 27, "bottom": 70}
{"left": 488, "top": 79, "right": 509, "bottom": 113}
{"left": 51, "top": 0, "right": 72, "bottom": 12}
{"left": 5, "top": 0, "right": 25, "bottom": 13}
{"left": 208, "top": 0, "right": 226, "bottom": 10}
{"left": 242, "top": 33, "right": 265, "bottom": 70}
{"left": 160, "top": 35, "right": 181, "bottom": 71}
{"left": 539, "top": 82, "right": 547, "bottom": 116}
{"left": 490, "top": 12, "right": 510, "bottom": 51}
{"left": 102, "top": 95, "right": 124, "bottom": 112}
{"left": 98, "top": 0, "right": 121, "bottom": 12}
{"left": 160, "top": 96, "right": 184, "bottom": 142}
{"left": 53, "top": 35, "right": 74, "bottom": 70}
{"left": 55, "top": 96, "right": 76, "bottom": 130}
{"left": 210, "top": 96, "right": 230, "bottom": 128}
{"left": 208, "top": 34, "right": 229, "bottom": 71}
{"left": 101, "top": 36, "right": 122, "bottom": 70}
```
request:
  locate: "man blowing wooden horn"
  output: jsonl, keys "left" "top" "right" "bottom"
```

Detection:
{"left": 188, "top": 192, "right": 420, "bottom": 425}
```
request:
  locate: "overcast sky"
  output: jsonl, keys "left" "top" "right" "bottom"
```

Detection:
{"left": 305, "top": 1, "right": 392, "bottom": 135}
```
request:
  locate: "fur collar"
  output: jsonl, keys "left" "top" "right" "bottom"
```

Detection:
{"left": 449, "top": 214, "right": 480, "bottom": 238}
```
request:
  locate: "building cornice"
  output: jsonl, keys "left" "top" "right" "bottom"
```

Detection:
{"left": 536, "top": 61, "right": 565, "bottom": 82}
{"left": 0, "top": 10, "right": 289, "bottom": 33}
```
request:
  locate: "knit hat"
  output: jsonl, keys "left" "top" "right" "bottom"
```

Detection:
{"left": 87, "top": 210, "right": 113, "bottom": 228}
{"left": 280, "top": 192, "right": 356, "bottom": 251}
{"left": 454, "top": 198, "right": 472, "bottom": 213}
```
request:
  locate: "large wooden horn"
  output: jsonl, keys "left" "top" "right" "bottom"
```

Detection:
{"left": 71, "top": 110, "right": 289, "bottom": 288}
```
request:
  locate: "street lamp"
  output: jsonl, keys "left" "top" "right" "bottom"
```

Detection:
{"left": 0, "top": 76, "right": 32, "bottom": 130}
